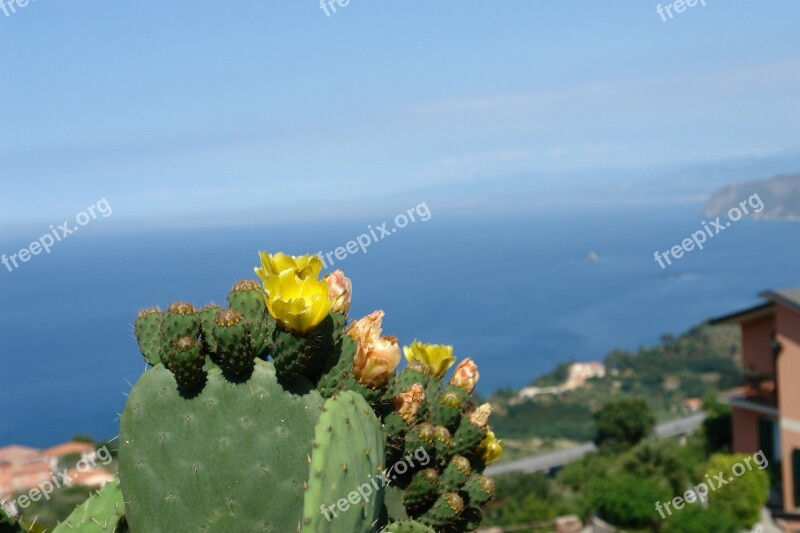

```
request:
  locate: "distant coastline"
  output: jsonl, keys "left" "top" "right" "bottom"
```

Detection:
{"left": 704, "top": 172, "right": 800, "bottom": 221}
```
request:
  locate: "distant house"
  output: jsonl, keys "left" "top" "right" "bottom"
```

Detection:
{"left": 0, "top": 441, "right": 109, "bottom": 497}
{"left": 42, "top": 442, "right": 98, "bottom": 471}
{"left": 712, "top": 289, "right": 800, "bottom": 527}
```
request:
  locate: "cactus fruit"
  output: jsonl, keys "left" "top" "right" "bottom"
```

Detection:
{"left": 118, "top": 251, "right": 503, "bottom": 532}
{"left": 52, "top": 479, "right": 127, "bottom": 533}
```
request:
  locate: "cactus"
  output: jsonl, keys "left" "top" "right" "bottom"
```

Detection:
{"left": 117, "top": 252, "right": 503, "bottom": 532}
{"left": 52, "top": 479, "right": 127, "bottom": 533}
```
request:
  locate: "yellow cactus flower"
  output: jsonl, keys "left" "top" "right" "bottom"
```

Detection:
{"left": 254, "top": 251, "right": 322, "bottom": 283}
{"left": 262, "top": 269, "right": 333, "bottom": 333}
{"left": 478, "top": 430, "right": 503, "bottom": 465}
{"left": 403, "top": 341, "right": 456, "bottom": 378}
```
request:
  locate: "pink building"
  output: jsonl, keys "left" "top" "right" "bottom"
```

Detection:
{"left": 712, "top": 289, "right": 800, "bottom": 528}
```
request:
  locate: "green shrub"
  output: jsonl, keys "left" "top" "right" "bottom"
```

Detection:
{"left": 705, "top": 453, "right": 770, "bottom": 528}
{"left": 586, "top": 471, "right": 671, "bottom": 530}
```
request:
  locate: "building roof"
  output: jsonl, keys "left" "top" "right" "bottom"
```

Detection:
{"left": 710, "top": 288, "right": 800, "bottom": 325}
{"left": 42, "top": 442, "right": 96, "bottom": 458}
{"left": 0, "top": 446, "right": 41, "bottom": 465}
{"left": 761, "top": 289, "right": 800, "bottom": 315}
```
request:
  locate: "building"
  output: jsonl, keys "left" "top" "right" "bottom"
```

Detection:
{"left": 712, "top": 289, "right": 800, "bottom": 528}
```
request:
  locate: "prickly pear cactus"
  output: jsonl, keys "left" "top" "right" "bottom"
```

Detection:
{"left": 115, "top": 251, "right": 503, "bottom": 533}
{"left": 52, "top": 479, "right": 127, "bottom": 533}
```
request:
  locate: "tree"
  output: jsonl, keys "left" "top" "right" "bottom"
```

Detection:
{"left": 593, "top": 397, "right": 655, "bottom": 450}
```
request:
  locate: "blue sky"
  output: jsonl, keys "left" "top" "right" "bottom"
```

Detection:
{"left": 1, "top": 1, "right": 799, "bottom": 230}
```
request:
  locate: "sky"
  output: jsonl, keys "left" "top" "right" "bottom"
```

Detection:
{"left": 1, "top": 1, "right": 799, "bottom": 230}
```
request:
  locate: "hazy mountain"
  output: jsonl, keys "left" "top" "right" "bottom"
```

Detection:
{"left": 704, "top": 172, "right": 800, "bottom": 221}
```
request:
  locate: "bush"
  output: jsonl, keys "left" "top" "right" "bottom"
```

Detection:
{"left": 586, "top": 471, "right": 671, "bottom": 530}
{"left": 482, "top": 472, "right": 571, "bottom": 527}
{"left": 661, "top": 503, "right": 741, "bottom": 533}
{"left": 704, "top": 453, "right": 770, "bottom": 528}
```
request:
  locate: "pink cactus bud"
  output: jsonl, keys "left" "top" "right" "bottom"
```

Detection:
{"left": 323, "top": 270, "right": 352, "bottom": 315}
{"left": 348, "top": 311, "right": 401, "bottom": 388}
{"left": 450, "top": 358, "right": 479, "bottom": 393}
{"left": 391, "top": 384, "right": 426, "bottom": 424}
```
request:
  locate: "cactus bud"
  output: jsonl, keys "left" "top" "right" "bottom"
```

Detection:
{"left": 215, "top": 308, "right": 242, "bottom": 327}
{"left": 167, "top": 301, "right": 195, "bottom": 315}
{"left": 450, "top": 358, "right": 479, "bottom": 393}
{"left": 323, "top": 270, "right": 352, "bottom": 315}
{"left": 468, "top": 403, "right": 492, "bottom": 429}
{"left": 478, "top": 430, "right": 503, "bottom": 465}
{"left": 433, "top": 425, "right": 452, "bottom": 444}
{"left": 478, "top": 475, "right": 495, "bottom": 496}
{"left": 231, "top": 279, "right": 260, "bottom": 292}
{"left": 416, "top": 423, "right": 435, "bottom": 443}
{"left": 451, "top": 455, "right": 471, "bottom": 475}
{"left": 392, "top": 384, "right": 426, "bottom": 424}
{"left": 440, "top": 391, "right": 463, "bottom": 409}
{"left": 348, "top": 311, "right": 401, "bottom": 388}
{"left": 137, "top": 306, "right": 161, "bottom": 319}
{"left": 444, "top": 492, "right": 464, "bottom": 514}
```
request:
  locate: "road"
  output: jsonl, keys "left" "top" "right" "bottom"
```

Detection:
{"left": 485, "top": 412, "right": 706, "bottom": 476}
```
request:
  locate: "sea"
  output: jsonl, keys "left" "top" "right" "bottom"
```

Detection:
{"left": 1, "top": 202, "right": 799, "bottom": 447}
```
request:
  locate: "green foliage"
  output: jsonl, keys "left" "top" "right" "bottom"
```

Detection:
{"left": 705, "top": 453, "right": 770, "bottom": 528}
{"left": 593, "top": 397, "right": 655, "bottom": 450}
{"left": 702, "top": 393, "right": 732, "bottom": 453}
{"left": 586, "top": 471, "right": 670, "bottom": 530}
{"left": 661, "top": 504, "right": 741, "bottom": 533}
{"left": 489, "top": 323, "right": 742, "bottom": 448}
{"left": 17, "top": 485, "right": 93, "bottom": 531}
{"left": 481, "top": 472, "right": 571, "bottom": 527}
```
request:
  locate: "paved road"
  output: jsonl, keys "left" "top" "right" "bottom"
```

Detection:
{"left": 485, "top": 412, "right": 706, "bottom": 476}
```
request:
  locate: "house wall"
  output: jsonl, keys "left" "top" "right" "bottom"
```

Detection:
{"left": 732, "top": 407, "right": 761, "bottom": 454}
{"left": 777, "top": 304, "right": 800, "bottom": 513}
{"left": 742, "top": 314, "right": 776, "bottom": 374}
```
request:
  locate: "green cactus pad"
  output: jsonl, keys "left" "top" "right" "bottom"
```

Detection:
{"left": 198, "top": 304, "right": 221, "bottom": 353}
{"left": 134, "top": 308, "right": 163, "bottom": 366}
{"left": 52, "top": 478, "right": 127, "bottom": 533}
{"left": 210, "top": 309, "right": 256, "bottom": 376}
{"left": 403, "top": 468, "right": 440, "bottom": 517}
{"left": 227, "top": 279, "right": 274, "bottom": 357}
{"left": 450, "top": 420, "right": 485, "bottom": 459}
{"left": 165, "top": 336, "right": 206, "bottom": 390}
{"left": 302, "top": 391, "right": 385, "bottom": 533}
{"left": 418, "top": 492, "right": 464, "bottom": 530}
{"left": 440, "top": 456, "right": 471, "bottom": 492}
{"left": 380, "top": 520, "right": 435, "bottom": 533}
{"left": 119, "top": 359, "right": 324, "bottom": 532}
{"left": 272, "top": 314, "right": 336, "bottom": 382}
{"left": 462, "top": 474, "right": 495, "bottom": 508}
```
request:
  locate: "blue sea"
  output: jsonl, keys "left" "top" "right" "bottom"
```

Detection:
{"left": 2, "top": 202, "right": 799, "bottom": 447}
